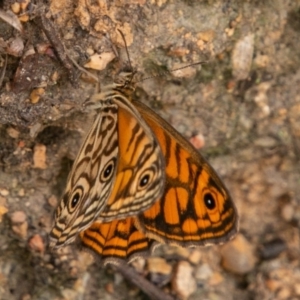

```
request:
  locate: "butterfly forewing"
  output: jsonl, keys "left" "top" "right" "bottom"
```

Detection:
{"left": 50, "top": 104, "right": 120, "bottom": 247}
{"left": 133, "top": 100, "right": 238, "bottom": 246}
{"left": 98, "top": 97, "right": 165, "bottom": 222}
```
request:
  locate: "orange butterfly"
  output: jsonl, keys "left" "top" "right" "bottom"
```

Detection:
{"left": 77, "top": 86, "right": 238, "bottom": 264}
{"left": 49, "top": 35, "right": 238, "bottom": 261}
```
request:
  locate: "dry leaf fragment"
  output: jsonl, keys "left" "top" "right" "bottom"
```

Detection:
{"left": 0, "top": 9, "right": 24, "bottom": 33}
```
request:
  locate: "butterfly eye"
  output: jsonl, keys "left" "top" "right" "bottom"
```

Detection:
{"left": 101, "top": 160, "right": 115, "bottom": 181}
{"left": 71, "top": 192, "right": 80, "bottom": 209}
{"left": 204, "top": 193, "right": 216, "bottom": 210}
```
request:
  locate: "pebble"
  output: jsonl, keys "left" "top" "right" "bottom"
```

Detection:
{"left": 195, "top": 263, "right": 213, "bottom": 281}
{"left": 28, "top": 234, "right": 45, "bottom": 253}
{"left": 208, "top": 272, "right": 224, "bottom": 286}
{"left": 294, "top": 283, "right": 300, "bottom": 296}
{"left": 10, "top": 210, "right": 27, "bottom": 223}
{"left": 232, "top": 33, "right": 254, "bottom": 80}
{"left": 258, "top": 238, "right": 286, "bottom": 260}
{"left": 12, "top": 222, "right": 28, "bottom": 239}
{"left": 281, "top": 203, "right": 294, "bottom": 222}
{"left": 6, "top": 127, "right": 20, "bottom": 139}
{"left": 131, "top": 257, "right": 146, "bottom": 273}
{"left": 147, "top": 257, "right": 172, "bottom": 275}
{"left": 0, "top": 188, "right": 9, "bottom": 196}
{"left": 188, "top": 249, "right": 202, "bottom": 265}
{"left": 84, "top": 52, "right": 116, "bottom": 71}
{"left": 33, "top": 144, "right": 47, "bottom": 169}
{"left": 277, "top": 287, "right": 291, "bottom": 299}
{"left": 220, "top": 234, "right": 256, "bottom": 275}
{"left": 30, "top": 88, "right": 45, "bottom": 104}
{"left": 10, "top": 211, "right": 28, "bottom": 239}
{"left": 254, "top": 136, "right": 278, "bottom": 148}
{"left": 189, "top": 134, "right": 205, "bottom": 150}
{"left": 172, "top": 261, "right": 196, "bottom": 300}
{"left": 48, "top": 195, "right": 58, "bottom": 207}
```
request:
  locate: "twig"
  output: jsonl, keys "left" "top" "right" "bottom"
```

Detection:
{"left": 0, "top": 54, "right": 7, "bottom": 88}
{"left": 111, "top": 263, "right": 175, "bottom": 300}
{"left": 34, "top": 14, "right": 77, "bottom": 85}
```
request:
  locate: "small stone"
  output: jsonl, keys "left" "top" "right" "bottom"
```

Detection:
{"left": 33, "top": 144, "right": 47, "bottom": 169}
{"left": 195, "top": 263, "right": 213, "bottom": 281}
{"left": 48, "top": 195, "right": 58, "bottom": 207}
{"left": 172, "top": 63, "right": 196, "bottom": 79}
{"left": 10, "top": 211, "right": 27, "bottom": 224}
{"left": 277, "top": 287, "right": 291, "bottom": 299}
{"left": 105, "top": 282, "right": 114, "bottom": 294}
{"left": 188, "top": 249, "right": 202, "bottom": 265}
{"left": 84, "top": 52, "right": 116, "bottom": 71}
{"left": 6, "top": 127, "right": 20, "bottom": 139}
{"left": 131, "top": 257, "right": 146, "bottom": 273}
{"left": 18, "top": 14, "right": 29, "bottom": 22}
{"left": 0, "top": 188, "right": 9, "bottom": 196}
{"left": 220, "top": 234, "right": 256, "bottom": 275}
{"left": 20, "top": 0, "right": 30, "bottom": 10}
{"left": 232, "top": 33, "right": 254, "bottom": 80}
{"left": 28, "top": 234, "right": 45, "bottom": 253}
{"left": 258, "top": 238, "right": 286, "bottom": 260}
{"left": 12, "top": 222, "right": 28, "bottom": 239}
{"left": 208, "top": 272, "right": 224, "bottom": 286}
{"left": 281, "top": 203, "right": 294, "bottom": 222}
{"left": 189, "top": 134, "right": 205, "bottom": 150}
{"left": 30, "top": 88, "right": 45, "bottom": 104}
{"left": 197, "top": 29, "right": 215, "bottom": 42}
{"left": 294, "top": 283, "right": 300, "bottom": 295}
{"left": 172, "top": 261, "right": 196, "bottom": 299}
{"left": 18, "top": 188, "right": 25, "bottom": 197}
{"left": 21, "top": 294, "right": 31, "bottom": 300}
{"left": 11, "top": 2, "right": 21, "bottom": 14}
{"left": 254, "top": 137, "right": 277, "bottom": 148}
{"left": 266, "top": 279, "right": 281, "bottom": 292}
{"left": 147, "top": 257, "right": 172, "bottom": 275}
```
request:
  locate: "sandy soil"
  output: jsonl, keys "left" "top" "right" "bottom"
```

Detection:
{"left": 0, "top": 0, "right": 299, "bottom": 299}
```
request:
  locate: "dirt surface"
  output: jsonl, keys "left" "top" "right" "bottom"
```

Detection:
{"left": 0, "top": 0, "right": 300, "bottom": 299}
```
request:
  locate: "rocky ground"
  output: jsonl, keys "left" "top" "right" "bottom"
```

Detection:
{"left": 0, "top": 0, "right": 300, "bottom": 299}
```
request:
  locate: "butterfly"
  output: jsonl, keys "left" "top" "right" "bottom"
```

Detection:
{"left": 49, "top": 72, "right": 166, "bottom": 248}
{"left": 77, "top": 93, "right": 238, "bottom": 264}
{"left": 49, "top": 67, "right": 238, "bottom": 264}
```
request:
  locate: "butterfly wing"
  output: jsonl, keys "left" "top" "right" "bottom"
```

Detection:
{"left": 79, "top": 217, "right": 153, "bottom": 264}
{"left": 50, "top": 104, "right": 120, "bottom": 247}
{"left": 97, "top": 96, "right": 165, "bottom": 221}
{"left": 133, "top": 100, "right": 238, "bottom": 246}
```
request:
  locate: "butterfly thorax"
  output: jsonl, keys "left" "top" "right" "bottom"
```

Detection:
{"left": 84, "top": 72, "right": 136, "bottom": 111}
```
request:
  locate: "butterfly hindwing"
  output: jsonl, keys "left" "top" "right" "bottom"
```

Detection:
{"left": 79, "top": 218, "right": 153, "bottom": 264}
{"left": 133, "top": 100, "right": 238, "bottom": 246}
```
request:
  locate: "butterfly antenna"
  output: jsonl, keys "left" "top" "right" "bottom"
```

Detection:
{"left": 138, "top": 61, "right": 207, "bottom": 82}
{"left": 117, "top": 29, "right": 135, "bottom": 83}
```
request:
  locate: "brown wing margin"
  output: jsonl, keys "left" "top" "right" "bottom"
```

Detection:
{"left": 133, "top": 100, "right": 238, "bottom": 247}
{"left": 79, "top": 217, "right": 154, "bottom": 264}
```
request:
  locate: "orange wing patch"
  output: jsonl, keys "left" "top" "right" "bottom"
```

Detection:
{"left": 79, "top": 217, "right": 152, "bottom": 264}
